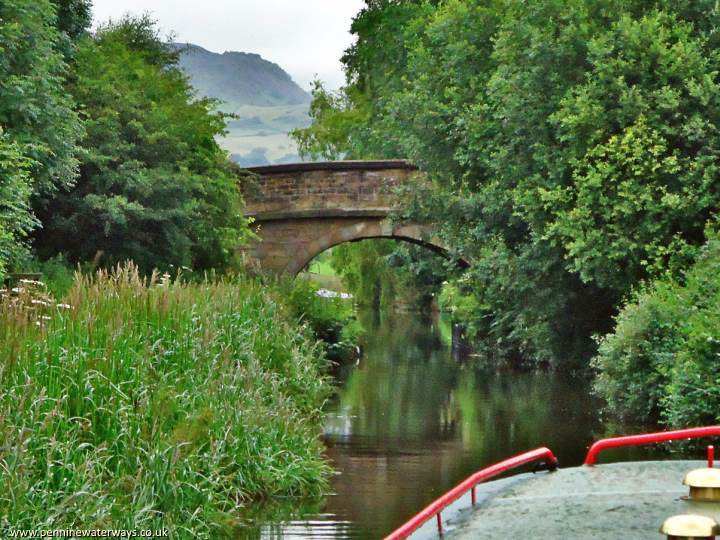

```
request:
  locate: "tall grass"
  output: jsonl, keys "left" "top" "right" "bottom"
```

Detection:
{"left": 0, "top": 264, "right": 331, "bottom": 537}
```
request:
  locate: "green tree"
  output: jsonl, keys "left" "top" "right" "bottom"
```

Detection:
{"left": 53, "top": 0, "right": 92, "bottom": 41}
{"left": 545, "top": 12, "right": 720, "bottom": 291}
{"left": 34, "top": 16, "right": 250, "bottom": 272}
{"left": 51, "top": 0, "right": 93, "bottom": 61}
{"left": 328, "top": 240, "right": 448, "bottom": 309}
{"left": 0, "top": 131, "right": 34, "bottom": 280}
{"left": 0, "top": 0, "right": 82, "bottom": 196}
{"left": 0, "top": 0, "right": 83, "bottom": 278}
{"left": 291, "top": 81, "right": 369, "bottom": 160}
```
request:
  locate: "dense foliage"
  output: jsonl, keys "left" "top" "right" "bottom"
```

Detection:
{"left": 0, "top": 0, "right": 84, "bottom": 278}
{"left": 593, "top": 225, "right": 720, "bottom": 426}
{"left": 293, "top": 0, "right": 720, "bottom": 365}
{"left": 0, "top": 265, "right": 331, "bottom": 536}
{"left": 278, "top": 277, "right": 361, "bottom": 359}
{"left": 0, "top": 131, "right": 34, "bottom": 278}
{"left": 329, "top": 241, "right": 400, "bottom": 309}
{"left": 0, "top": 5, "right": 251, "bottom": 277}
{"left": 326, "top": 240, "right": 446, "bottom": 309}
{"left": 33, "top": 17, "right": 249, "bottom": 272}
{"left": 0, "top": 0, "right": 82, "bottom": 196}
{"left": 54, "top": 0, "right": 92, "bottom": 41}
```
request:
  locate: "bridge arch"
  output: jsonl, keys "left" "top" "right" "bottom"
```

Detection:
{"left": 289, "top": 221, "right": 456, "bottom": 276}
{"left": 241, "top": 161, "right": 465, "bottom": 276}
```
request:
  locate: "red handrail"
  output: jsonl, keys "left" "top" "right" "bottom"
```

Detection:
{"left": 584, "top": 425, "right": 720, "bottom": 465}
{"left": 383, "top": 447, "right": 558, "bottom": 540}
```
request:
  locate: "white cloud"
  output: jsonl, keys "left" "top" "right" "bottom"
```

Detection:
{"left": 91, "top": 0, "right": 365, "bottom": 90}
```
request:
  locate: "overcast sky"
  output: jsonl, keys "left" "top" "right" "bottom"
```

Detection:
{"left": 91, "top": 0, "right": 365, "bottom": 90}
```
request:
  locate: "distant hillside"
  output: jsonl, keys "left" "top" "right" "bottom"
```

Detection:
{"left": 173, "top": 43, "right": 310, "bottom": 166}
{"left": 173, "top": 43, "right": 311, "bottom": 110}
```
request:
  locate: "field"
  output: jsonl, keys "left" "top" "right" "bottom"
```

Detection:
{"left": 218, "top": 104, "right": 310, "bottom": 166}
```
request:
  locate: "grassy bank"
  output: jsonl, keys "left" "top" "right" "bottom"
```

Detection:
{"left": 0, "top": 265, "right": 331, "bottom": 536}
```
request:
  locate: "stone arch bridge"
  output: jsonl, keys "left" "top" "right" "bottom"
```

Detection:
{"left": 242, "top": 160, "right": 460, "bottom": 276}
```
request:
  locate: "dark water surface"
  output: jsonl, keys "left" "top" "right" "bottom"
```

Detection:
{"left": 257, "top": 309, "right": 635, "bottom": 539}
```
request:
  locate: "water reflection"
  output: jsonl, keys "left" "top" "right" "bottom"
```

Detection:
{"left": 260, "top": 309, "right": 602, "bottom": 538}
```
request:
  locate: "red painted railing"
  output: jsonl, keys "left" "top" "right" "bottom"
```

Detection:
{"left": 584, "top": 425, "right": 720, "bottom": 465}
{"left": 383, "top": 447, "right": 558, "bottom": 540}
{"left": 386, "top": 426, "right": 720, "bottom": 539}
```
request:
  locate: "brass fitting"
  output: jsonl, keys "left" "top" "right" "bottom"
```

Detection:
{"left": 660, "top": 514, "right": 720, "bottom": 539}
{"left": 684, "top": 468, "right": 720, "bottom": 502}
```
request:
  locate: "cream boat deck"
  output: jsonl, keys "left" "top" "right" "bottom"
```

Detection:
{"left": 409, "top": 460, "right": 720, "bottom": 539}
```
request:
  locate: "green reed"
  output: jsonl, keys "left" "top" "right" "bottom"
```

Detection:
{"left": 0, "top": 264, "right": 332, "bottom": 537}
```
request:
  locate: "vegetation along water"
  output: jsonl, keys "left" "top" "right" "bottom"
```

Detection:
{"left": 291, "top": 0, "right": 720, "bottom": 421}
{"left": 0, "top": 266, "right": 338, "bottom": 535}
{"left": 1, "top": 0, "right": 720, "bottom": 538}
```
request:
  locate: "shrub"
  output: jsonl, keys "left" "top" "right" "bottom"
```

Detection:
{"left": 593, "top": 225, "right": 720, "bottom": 426}
{"left": 276, "top": 278, "right": 361, "bottom": 359}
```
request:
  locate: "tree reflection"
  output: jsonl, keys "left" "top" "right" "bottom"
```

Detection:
{"left": 321, "top": 310, "right": 600, "bottom": 538}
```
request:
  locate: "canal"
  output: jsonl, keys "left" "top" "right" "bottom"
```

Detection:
{"left": 259, "top": 308, "right": 610, "bottom": 538}
{"left": 252, "top": 311, "right": 680, "bottom": 540}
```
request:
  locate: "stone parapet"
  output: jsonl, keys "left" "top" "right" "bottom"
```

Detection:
{"left": 243, "top": 161, "right": 418, "bottom": 218}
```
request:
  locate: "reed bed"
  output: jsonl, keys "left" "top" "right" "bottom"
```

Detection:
{"left": 0, "top": 264, "right": 331, "bottom": 537}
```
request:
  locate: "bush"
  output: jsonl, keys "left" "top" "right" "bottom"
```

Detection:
{"left": 438, "top": 279, "right": 481, "bottom": 330}
{"left": 0, "top": 132, "right": 34, "bottom": 281}
{"left": 593, "top": 225, "right": 720, "bottom": 426}
{"left": 276, "top": 278, "right": 361, "bottom": 359}
{"left": 0, "top": 264, "right": 331, "bottom": 536}
{"left": 10, "top": 254, "right": 76, "bottom": 299}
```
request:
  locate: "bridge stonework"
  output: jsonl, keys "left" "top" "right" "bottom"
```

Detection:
{"left": 241, "top": 161, "right": 448, "bottom": 275}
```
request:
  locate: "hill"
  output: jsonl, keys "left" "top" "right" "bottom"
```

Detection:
{"left": 173, "top": 43, "right": 311, "bottom": 110}
{"left": 173, "top": 43, "right": 310, "bottom": 166}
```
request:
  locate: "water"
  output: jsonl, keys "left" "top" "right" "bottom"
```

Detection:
{"left": 255, "top": 308, "right": 614, "bottom": 539}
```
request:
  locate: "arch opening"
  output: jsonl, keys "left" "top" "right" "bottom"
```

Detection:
{"left": 297, "top": 234, "right": 467, "bottom": 278}
{"left": 247, "top": 214, "right": 468, "bottom": 277}
{"left": 274, "top": 217, "right": 467, "bottom": 277}
{"left": 299, "top": 235, "right": 466, "bottom": 312}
